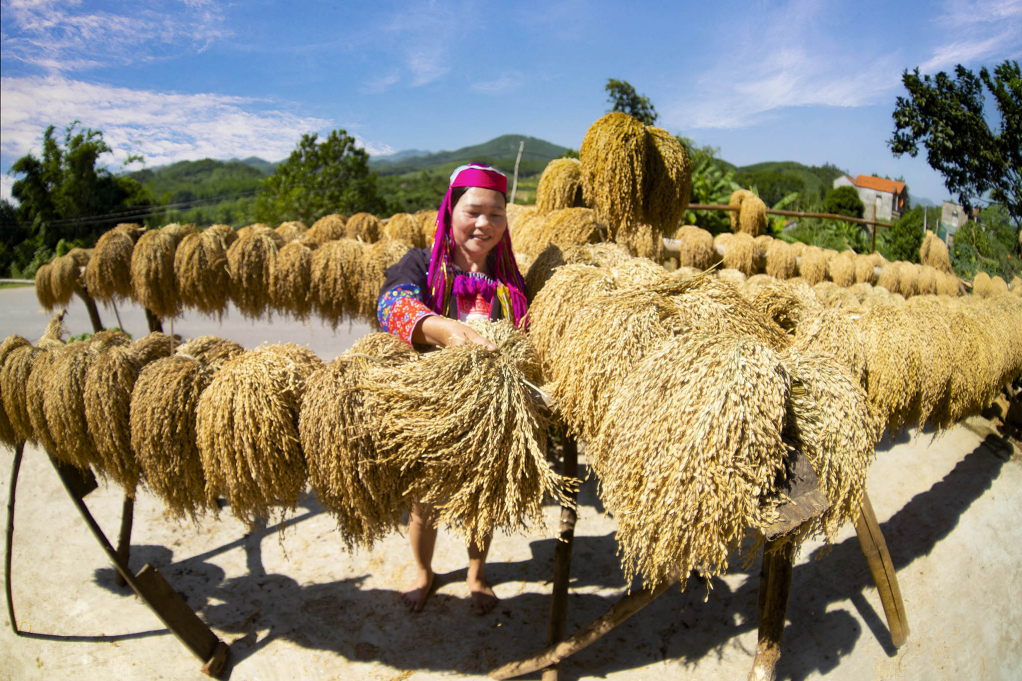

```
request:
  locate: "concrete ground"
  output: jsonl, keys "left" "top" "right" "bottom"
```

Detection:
{"left": 1, "top": 286, "right": 1021, "bottom": 680}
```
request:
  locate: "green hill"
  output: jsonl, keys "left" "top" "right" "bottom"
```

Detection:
{"left": 733, "top": 161, "right": 847, "bottom": 207}
{"left": 370, "top": 134, "right": 569, "bottom": 178}
{"left": 129, "top": 158, "right": 268, "bottom": 204}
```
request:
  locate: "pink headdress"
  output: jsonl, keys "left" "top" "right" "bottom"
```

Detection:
{"left": 427, "top": 163, "right": 529, "bottom": 328}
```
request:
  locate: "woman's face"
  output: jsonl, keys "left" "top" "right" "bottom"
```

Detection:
{"left": 450, "top": 186, "right": 507, "bottom": 262}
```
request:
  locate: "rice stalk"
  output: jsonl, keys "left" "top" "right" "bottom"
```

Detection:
{"left": 0, "top": 335, "right": 31, "bottom": 448}
{"left": 87, "top": 227, "right": 138, "bottom": 301}
{"left": 228, "top": 231, "right": 278, "bottom": 320}
{"left": 175, "top": 230, "right": 230, "bottom": 317}
{"left": 309, "top": 214, "right": 347, "bottom": 243}
{"left": 672, "top": 225, "right": 717, "bottom": 270}
{"left": 271, "top": 241, "right": 315, "bottom": 321}
{"left": 345, "top": 213, "right": 381, "bottom": 243}
{"left": 131, "top": 230, "right": 181, "bottom": 319}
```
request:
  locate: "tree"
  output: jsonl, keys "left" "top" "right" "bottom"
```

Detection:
{"left": 605, "top": 79, "right": 658, "bottom": 125}
{"left": 677, "top": 137, "right": 740, "bottom": 234}
{"left": 889, "top": 60, "right": 1021, "bottom": 230}
{"left": 252, "top": 129, "right": 387, "bottom": 225}
{"left": 823, "top": 186, "right": 865, "bottom": 219}
{"left": 876, "top": 206, "right": 927, "bottom": 263}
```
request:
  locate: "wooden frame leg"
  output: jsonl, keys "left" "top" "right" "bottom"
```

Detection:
{"left": 855, "top": 491, "right": 909, "bottom": 647}
{"left": 113, "top": 494, "right": 135, "bottom": 587}
{"left": 749, "top": 536, "right": 797, "bottom": 681}
{"left": 5, "top": 442, "right": 24, "bottom": 635}
{"left": 541, "top": 435, "right": 579, "bottom": 681}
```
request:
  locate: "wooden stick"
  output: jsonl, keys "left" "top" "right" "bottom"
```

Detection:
{"left": 113, "top": 495, "right": 135, "bottom": 588}
{"left": 489, "top": 572, "right": 681, "bottom": 680}
{"left": 687, "top": 204, "right": 893, "bottom": 229}
{"left": 5, "top": 441, "right": 24, "bottom": 636}
{"left": 111, "top": 298, "right": 124, "bottom": 330}
{"left": 749, "top": 537, "right": 797, "bottom": 681}
{"left": 75, "top": 287, "right": 104, "bottom": 333}
{"left": 541, "top": 435, "right": 580, "bottom": 681}
{"left": 510, "top": 140, "right": 525, "bottom": 205}
{"left": 855, "top": 491, "right": 909, "bottom": 647}
{"left": 144, "top": 308, "right": 163, "bottom": 334}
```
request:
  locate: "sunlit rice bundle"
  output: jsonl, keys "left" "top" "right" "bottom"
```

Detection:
{"left": 671, "top": 225, "right": 717, "bottom": 270}
{"left": 345, "top": 213, "right": 381, "bottom": 243}
{"left": 160, "top": 223, "right": 196, "bottom": 243}
{"left": 798, "top": 246, "right": 828, "bottom": 286}
{"left": 364, "top": 320, "right": 569, "bottom": 549}
{"left": 228, "top": 231, "right": 278, "bottom": 320}
{"left": 536, "top": 158, "right": 584, "bottom": 213}
{"left": 792, "top": 307, "right": 867, "bottom": 385}
{"left": 788, "top": 241, "right": 807, "bottom": 257}
{"left": 270, "top": 241, "right": 315, "bottom": 320}
{"left": 666, "top": 274, "right": 790, "bottom": 351}
{"left": 382, "top": 213, "right": 425, "bottom": 248}
{"left": 300, "top": 333, "right": 418, "bottom": 549}
{"left": 40, "top": 341, "right": 104, "bottom": 469}
{"left": 359, "top": 239, "right": 410, "bottom": 324}
{"left": 205, "top": 224, "right": 238, "bottom": 248}
{"left": 856, "top": 302, "right": 923, "bottom": 434}
{"left": 717, "top": 231, "right": 756, "bottom": 276}
{"left": 26, "top": 349, "right": 63, "bottom": 455}
{"left": 765, "top": 239, "right": 798, "bottom": 279}
{"left": 591, "top": 333, "right": 790, "bottom": 588}
{"left": 551, "top": 287, "right": 684, "bottom": 442}
{"left": 1010, "top": 276, "right": 1022, "bottom": 294}
{"left": 1, "top": 344, "right": 45, "bottom": 444}
{"left": 848, "top": 282, "right": 873, "bottom": 301}
{"left": 827, "top": 251, "right": 856, "bottom": 287}
{"left": 972, "top": 271, "right": 992, "bottom": 297}
{"left": 899, "top": 262, "right": 921, "bottom": 298}
{"left": 305, "top": 214, "right": 345, "bottom": 243}
{"left": 614, "top": 221, "right": 663, "bottom": 260}
{"left": 507, "top": 206, "right": 545, "bottom": 255}
{"left": 876, "top": 261, "right": 901, "bottom": 294}
{"left": 717, "top": 268, "right": 747, "bottom": 287}
{"left": 937, "top": 271, "right": 961, "bottom": 297}
{"left": 903, "top": 297, "right": 958, "bottom": 427}
{"left": 854, "top": 254, "right": 878, "bottom": 284}
{"left": 610, "top": 256, "right": 670, "bottom": 288}
{"left": 87, "top": 227, "right": 138, "bottom": 301}
{"left": 920, "top": 231, "right": 953, "bottom": 273}
{"left": 642, "top": 126, "right": 691, "bottom": 233}
{"left": 84, "top": 346, "right": 143, "bottom": 491}
{"left": 131, "top": 355, "right": 214, "bottom": 518}
{"left": 528, "top": 265, "right": 619, "bottom": 377}
{"left": 989, "top": 275, "right": 1009, "bottom": 297}
{"left": 579, "top": 112, "right": 647, "bottom": 236}
{"left": 780, "top": 348, "right": 878, "bottom": 540}
{"left": 50, "top": 248, "right": 91, "bottom": 305}
{"left": 197, "top": 344, "right": 323, "bottom": 522}
{"left": 523, "top": 242, "right": 631, "bottom": 300}
{"left": 0, "top": 335, "right": 32, "bottom": 448}
{"left": 916, "top": 265, "right": 939, "bottom": 296}
{"left": 737, "top": 194, "right": 768, "bottom": 236}
{"left": 728, "top": 189, "right": 756, "bottom": 232}
{"left": 754, "top": 235, "right": 773, "bottom": 269}
{"left": 275, "top": 221, "right": 308, "bottom": 244}
{"left": 176, "top": 335, "right": 245, "bottom": 369}
{"left": 130, "top": 331, "right": 176, "bottom": 366}
{"left": 34, "top": 264, "right": 57, "bottom": 311}
{"left": 534, "top": 208, "right": 605, "bottom": 255}
{"left": 131, "top": 230, "right": 181, "bottom": 319}
{"left": 310, "top": 239, "right": 365, "bottom": 328}
{"left": 743, "top": 278, "right": 822, "bottom": 333}
{"left": 174, "top": 230, "right": 230, "bottom": 317}
{"left": 416, "top": 209, "right": 440, "bottom": 246}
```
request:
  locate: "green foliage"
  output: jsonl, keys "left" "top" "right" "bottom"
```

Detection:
{"left": 875, "top": 206, "right": 929, "bottom": 263}
{"left": 949, "top": 204, "right": 1022, "bottom": 279}
{"left": 734, "top": 161, "right": 846, "bottom": 205}
{"left": 253, "top": 129, "right": 387, "bottom": 224}
{"left": 823, "top": 186, "right": 866, "bottom": 218}
{"left": 3, "top": 122, "right": 153, "bottom": 277}
{"left": 560, "top": 148, "right": 580, "bottom": 159}
{"left": 605, "top": 79, "right": 658, "bottom": 125}
{"left": 890, "top": 59, "right": 1021, "bottom": 229}
{"left": 68, "top": 327, "right": 130, "bottom": 344}
{"left": 733, "top": 171, "right": 808, "bottom": 208}
{"left": 677, "top": 137, "right": 741, "bottom": 234}
{"left": 782, "top": 218, "right": 872, "bottom": 253}
{"left": 377, "top": 170, "right": 451, "bottom": 214}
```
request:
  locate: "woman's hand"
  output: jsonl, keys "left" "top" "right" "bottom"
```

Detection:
{"left": 415, "top": 315, "right": 497, "bottom": 351}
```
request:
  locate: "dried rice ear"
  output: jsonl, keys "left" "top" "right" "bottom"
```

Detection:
{"left": 131, "top": 230, "right": 181, "bottom": 319}
{"left": 43, "top": 342, "right": 104, "bottom": 470}
{"left": 536, "top": 158, "right": 583, "bottom": 214}
{"left": 360, "top": 240, "right": 410, "bottom": 324}
{"left": 671, "top": 225, "right": 717, "bottom": 270}
{"left": 0, "top": 335, "right": 32, "bottom": 448}
{"left": 580, "top": 112, "right": 647, "bottom": 238}
{"left": 1, "top": 344, "right": 43, "bottom": 444}
{"left": 130, "top": 331, "right": 178, "bottom": 365}
{"left": 382, "top": 213, "right": 425, "bottom": 248}
{"left": 175, "top": 230, "right": 230, "bottom": 317}
{"left": 310, "top": 239, "right": 365, "bottom": 329}
{"left": 35, "top": 264, "right": 58, "bottom": 311}
{"left": 228, "top": 230, "right": 278, "bottom": 320}
{"left": 271, "top": 241, "right": 315, "bottom": 321}
{"left": 309, "top": 214, "right": 347, "bottom": 243}
{"left": 275, "top": 221, "right": 308, "bottom": 244}
{"left": 345, "top": 212, "right": 381, "bottom": 243}
{"left": 87, "top": 227, "right": 137, "bottom": 301}
{"left": 176, "top": 335, "right": 245, "bottom": 369}
{"left": 85, "top": 346, "right": 143, "bottom": 492}
{"left": 798, "top": 246, "right": 828, "bottom": 286}
{"left": 765, "top": 239, "right": 798, "bottom": 279}
{"left": 742, "top": 278, "right": 823, "bottom": 334}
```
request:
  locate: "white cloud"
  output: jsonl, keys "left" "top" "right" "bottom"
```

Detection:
{"left": 1, "top": 0, "right": 230, "bottom": 72}
{"left": 360, "top": 71, "right": 402, "bottom": 95}
{"left": 471, "top": 70, "right": 525, "bottom": 95}
{"left": 0, "top": 75, "right": 392, "bottom": 169}
{"left": 378, "top": 0, "right": 476, "bottom": 87}
{"left": 1, "top": 175, "right": 15, "bottom": 202}
{"left": 918, "top": 0, "right": 1022, "bottom": 72}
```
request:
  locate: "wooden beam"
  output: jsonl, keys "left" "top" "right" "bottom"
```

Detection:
{"left": 749, "top": 537, "right": 797, "bottom": 681}
{"left": 541, "top": 435, "right": 579, "bottom": 681}
{"left": 760, "top": 450, "right": 830, "bottom": 540}
{"left": 855, "top": 491, "right": 909, "bottom": 647}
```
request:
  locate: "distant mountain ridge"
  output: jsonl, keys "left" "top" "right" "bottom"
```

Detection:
{"left": 369, "top": 134, "right": 570, "bottom": 177}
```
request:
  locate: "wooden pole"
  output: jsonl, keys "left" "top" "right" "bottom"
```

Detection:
{"left": 111, "top": 298, "right": 124, "bottom": 331}
{"left": 4, "top": 442, "right": 24, "bottom": 635}
{"left": 687, "top": 204, "right": 893, "bottom": 230}
{"left": 144, "top": 308, "right": 164, "bottom": 334}
{"left": 541, "top": 435, "right": 579, "bottom": 681}
{"left": 855, "top": 491, "right": 909, "bottom": 647}
{"left": 510, "top": 141, "right": 525, "bottom": 205}
{"left": 749, "top": 536, "right": 797, "bottom": 681}
{"left": 75, "top": 288, "right": 104, "bottom": 335}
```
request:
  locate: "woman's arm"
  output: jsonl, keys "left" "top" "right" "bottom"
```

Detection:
{"left": 414, "top": 315, "right": 497, "bottom": 351}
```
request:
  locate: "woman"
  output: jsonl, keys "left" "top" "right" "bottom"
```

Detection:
{"left": 376, "top": 163, "right": 529, "bottom": 614}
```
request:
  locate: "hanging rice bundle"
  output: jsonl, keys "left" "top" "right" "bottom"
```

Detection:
{"left": 579, "top": 113, "right": 647, "bottom": 236}
{"left": 131, "top": 355, "right": 215, "bottom": 519}
{"left": 536, "top": 158, "right": 584, "bottom": 214}
{"left": 86, "top": 228, "right": 137, "bottom": 301}
{"left": 875, "top": 261, "right": 901, "bottom": 293}
{"left": 131, "top": 332, "right": 176, "bottom": 366}
{"left": 615, "top": 221, "right": 663, "bottom": 260}
{"left": 300, "top": 334, "right": 418, "bottom": 549}
{"left": 717, "top": 231, "right": 757, "bottom": 276}
{"left": 359, "top": 239, "right": 410, "bottom": 324}
{"left": 175, "top": 230, "right": 230, "bottom": 317}
{"left": 792, "top": 308, "right": 867, "bottom": 384}
{"left": 309, "top": 214, "right": 347, "bottom": 243}
{"left": 853, "top": 254, "right": 878, "bottom": 284}
{"left": 382, "top": 213, "right": 425, "bottom": 248}
{"left": 531, "top": 208, "right": 605, "bottom": 256}
{"left": 937, "top": 271, "right": 962, "bottom": 297}
{"left": 989, "top": 275, "right": 1009, "bottom": 297}
{"left": 926, "top": 300, "right": 997, "bottom": 427}
{"left": 857, "top": 302, "right": 924, "bottom": 434}
{"left": 798, "top": 246, "right": 828, "bottom": 286}
{"left": 85, "top": 346, "right": 143, "bottom": 491}
{"left": 717, "top": 268, "right": 747, "bottom": 287}
{"left": 920, "top": 231, "right": 953, "bottom": 273}
{"left": 666, "top": 274, "right": 790, "bottom": 350}
{"left": 743, "top": 278, "right": 822, "bottom": 334}
{"left": 903, "top": 297, "right": 958, "bottom": 427}
{"left": 1010, "top": 276, "right": 1022, "bottom": 294}
{"left": 671, "top": 224, "right": 717, "bottom": 270}
{"left": 416, "top": 209, "right": 440, "bottom": 246}
{"left": 642, "top": 127, "right": 691, "bottom": 234}
{"left": 592, "top": 333, "right": 790, "bottom": 588}
{"left": 1, "top": 345, "right": 45, "bottom": 444}
{"left": 176, "top": 335, "right": 245, "bottom": 369}
{"left": 345, "top": 213, "right": 381, "bottom": 243}
{"left": 160, "top": 223, "right": 196, "bottom": 243}
{"left": 550, "top": 288, "right": 684, "bottom": 442}
{"left": 916, "top": 265, "right": 939, "bottom": 296}
{"left": 738, "top": 194, "right": 768, "bottom": 236}
{"left": 228, "top": 230, "right": 278, "bottom": 320}
{"left": 765, "top": 239, "right": 798, "bottom": 279}
{"left": 270, "top": 241, "right": 315, "bottom": 320}
{"left": 899, "top": 262, "right": 921, "bottom": 298}
{"left": 275, "top": 221, "right": 308, "bottom": 244}
{"left": 754, "top": 235, "right": 773, "bottom": 267}
{"left": 26, "top": 349, "right": 63, "bottom": 456}
{"left": 828, "top": 251, "right": 856, "bottom": 287}
{"left": 973, "top": 271, "right": 992, "bottom": 297}
{"left": 43, "top": 341, "right": 109, "bottom": 469}
{"left": 34, "top": 264, "right": 57, "bottom": 311}
{"left": 205, "top": 224, "right": 238, "bottom": 248}
{"left": 728, "top": 189, "right": 755, "bottom": 233}
{"left": 362, "top": 320, "right": 569, "bottom": 549}
{"left": 788, "top": 241, "right": 807, "bottom": 257}
{"left": 197, "top": 344, "right": 323, "bottom": 522}
{"left": 0, "top": 335, "right": 32, "bottom": 448}
{"left": 523, "top": 242, "right": 632, "bottom": 300}
{"left": 50, "top": 248, "right": 91, "bottom": 305}
{"left": 527, "top": 265, "right": 619, "bottom": 377}
{"left": 780, "top": 349, "right": 878, "bottom": 540}
{"left": 87, "top": 329, "right": 131, "bottom": 351}
{"left": 310, "top": 239, "right": 365, "bottom": 328}
{"left": 131, "top": 230, "right": 181, "bottom": 319}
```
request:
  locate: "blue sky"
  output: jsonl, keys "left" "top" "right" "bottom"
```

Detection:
{"left": 2, "top": 0, "right": 1020, "bottom": 205}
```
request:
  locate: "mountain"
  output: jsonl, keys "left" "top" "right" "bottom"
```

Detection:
{"left": 369, "top": 134, "right": 570, "bottom": 177}
{"left": 732, "top": 161, "right": 848, "bottom": 207}
{"left": 233, "top": 156, "right": 279, "bottom": 174}
{"left": 129, "top": 158, "right": 267, "bottom": 204}
{"left": 374, "top": 148, "right": 433, "bottom": 162}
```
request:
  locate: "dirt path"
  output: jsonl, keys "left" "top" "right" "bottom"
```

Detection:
{"left": 1, "top": 287, "right": 1020, "bottom": 680}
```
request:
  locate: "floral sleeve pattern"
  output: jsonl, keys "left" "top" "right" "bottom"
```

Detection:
{"left": 378, "top": 283, "right": 434, "bottom": 344}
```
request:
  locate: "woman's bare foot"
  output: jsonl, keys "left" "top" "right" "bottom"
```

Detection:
{"left": 402, "top": 569, "right": 434, "bottom": 612}
{"left": 468, "top": 577, "right": 499, "bottom": 615}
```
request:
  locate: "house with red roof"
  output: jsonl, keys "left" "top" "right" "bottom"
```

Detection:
{"left": 832, "top": 174, "right": 909, "bottom": 221}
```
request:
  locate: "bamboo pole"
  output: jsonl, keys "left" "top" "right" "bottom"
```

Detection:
{"left": 5, "top": 441, "right": 24, "bottom": 635}
{"left": 855, "top": 491, "right": 909, "bottom": 647}
{"left": 687, "top": 204, "right": 893, "bottom": 229}
{"left": 749, "top": 536, "right": 797, "bottom": 681}
{"left": 541, "top": 435, "right": 579, "bottom": 681}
